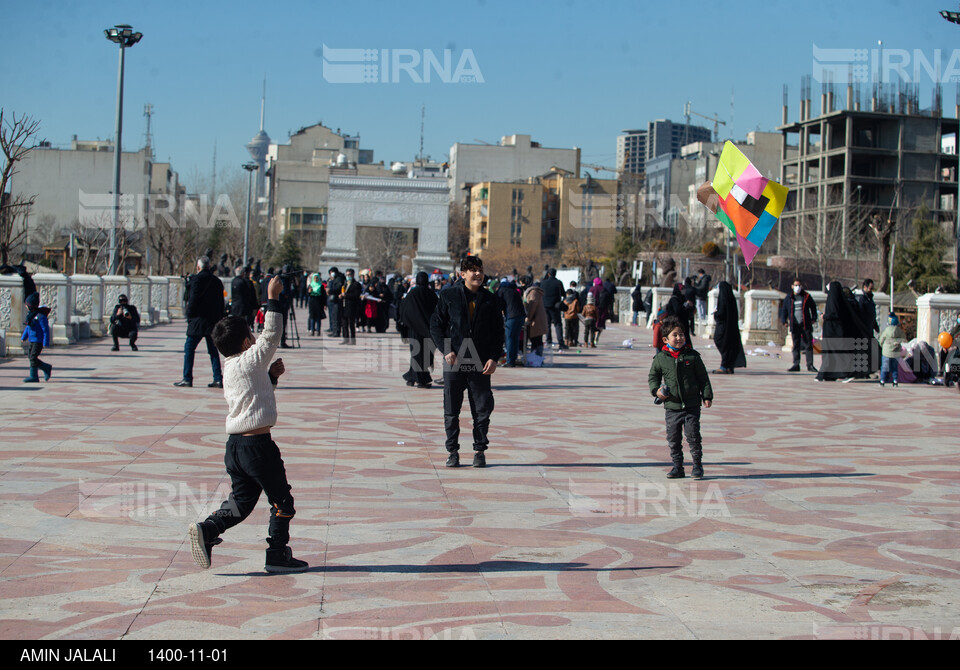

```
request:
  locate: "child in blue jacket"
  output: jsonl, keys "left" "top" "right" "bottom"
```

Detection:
{"left": 21, "top": 292, "right": 52, "bottom": 383}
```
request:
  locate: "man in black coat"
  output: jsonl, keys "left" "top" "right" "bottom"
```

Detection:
{"left": 430, "top": 257, "right": 505, "bottom": 468}
{"left": 109, "top": 294, "right": 141, "bottom": 351}
{"left": 326, "top": 267, "right": 344, "bottom": 336}
{"left": 541, "top": 268, "right": 567, "bottom": 349}
{"left": 230, "top": 265, "right": 259, "bottom": 328}
{"left": 340, "top": 268, "right": 362, "bottom": 344}
{"left": 780, "top": 279, "right": 819, "bottom": 373}
{"left": 175, "top": 256, "right": 225, "bottom": 388}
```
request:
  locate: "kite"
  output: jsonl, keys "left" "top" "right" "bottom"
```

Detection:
{"left": 710, "top": 141, "right": 788, "bottom": 267}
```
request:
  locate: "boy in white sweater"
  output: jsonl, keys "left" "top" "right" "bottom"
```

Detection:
{"left": 188, "top": 276, "right": 308, "bottom": 573}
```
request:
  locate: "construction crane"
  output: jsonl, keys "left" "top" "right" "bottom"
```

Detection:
{"left": 684, "top": 101, "right": 727, "bottom": 142}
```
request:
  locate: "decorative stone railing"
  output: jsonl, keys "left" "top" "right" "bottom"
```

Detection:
{"left": 742, "top": 289, "right": 786, "bottom": 346}
{"left": 916, "top": 293, "right": 960, "bottom": 346}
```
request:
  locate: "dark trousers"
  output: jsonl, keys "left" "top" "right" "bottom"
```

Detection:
{"left": 545, "top": 306, "right": 564, "bottom": 345}
{"left": 26, "top": 342, "right": 50, "bottom": 378}
{"left": 203, "top": 433, "right": 296, "bottom": 558}
{"left": 564, "top": 318, "right": 579, "bottom": 344}
{"left": 504, "top": 316, "right": 522, "bottom": 364}
{"left": 665, "top": 407, "right": 702, "bottom": 466}
{"left": 182, "top": 334, "right": 222, "bottom": 383}
{"left": 112, "top": 328, "right": 138, "bottom": 348}
{"left": 341, "top": 303, "right": 358, "bottom": 342}
{"left": 328, "top": 301, "right": 341, "bottom": 334}
{"left": 443, "top": 369, "right": 494, "bottom": 453}
{"left": 791, "top": 326, "right": 814, "bottom": 368}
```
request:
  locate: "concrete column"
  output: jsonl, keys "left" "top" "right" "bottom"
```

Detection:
{"left": 129, "top": 278, "right": 153, "bottom": 327}
{"left": 70, "top": 274, "right": 105, "bottom": 338}
{"left": 742, "top": 289, "right": 787, "bottom": 346}
{"left": 33, "top": 274, "right": 74, "bottom": 345}
{"left": 149, "top": 276, "right": 171, "bottom": 323}
{"left": 645, "top": 287, "right": 675, "bottom": 327}
{"left": 167, "top": 276, "right": 185, "bottom": 319}
{"left": 0, "top": 274, "right": 25, "bottom": 352}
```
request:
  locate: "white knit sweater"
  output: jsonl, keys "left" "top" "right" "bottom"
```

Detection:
{"left": 223, "top": 306, "right": 281, "bottom": 434}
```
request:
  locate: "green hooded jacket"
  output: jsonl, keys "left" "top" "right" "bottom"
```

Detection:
{"left": 648, "top": 347, "right": 713, "bottom": 411}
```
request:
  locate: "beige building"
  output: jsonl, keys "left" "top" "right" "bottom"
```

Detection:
{"left": 265, "top": 123, "right": 391, "bottom": 260}
{"left": 469, "top": 182, "right": 543, "bottom": 255}
{"left": 469, "top": 170, "right": 619, "bottom": 257}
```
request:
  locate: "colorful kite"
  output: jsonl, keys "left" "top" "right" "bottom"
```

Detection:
{"left": 711, "top": 141, "right": 788, "bottom": 266}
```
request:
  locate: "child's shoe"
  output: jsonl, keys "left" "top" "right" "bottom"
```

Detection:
{"left": 666, "top": 465, "right": 685, "bottom": 479}
{"left": 188, "top": 522, "right": 222, "bottom": 569}
{"left": 23, "top": 367, "right": 39, "bottom": 383}
{"left": 692, "top": 461, "right": 704, "bottom": 480}
{"left": 41, "top": 363, "right": 52, "bottom": 381}
{"left": 265, "top": 547, "right": 309, "bottom": 574}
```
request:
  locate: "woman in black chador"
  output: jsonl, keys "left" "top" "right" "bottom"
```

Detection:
{"left": 816, "top": 281, "right": 880, "bottom": 382}
{"left": 712, "top": 281, "right": 745, "bottom": 374}
{"left": 399, "top": 272, "right": 439, "bottom": 388}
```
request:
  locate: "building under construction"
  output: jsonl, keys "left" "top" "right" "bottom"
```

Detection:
{"left": 776, "top": 75, "right": 959, "bottom": 263}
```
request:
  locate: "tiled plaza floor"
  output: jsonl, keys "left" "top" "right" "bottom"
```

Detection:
{"left": 0, "top": 319, "right": 957, "bottom": 639}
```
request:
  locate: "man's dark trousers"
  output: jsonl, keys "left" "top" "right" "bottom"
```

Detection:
{"left": 443, "top": 368, "right": 494, "bottom": 453}
{"left": 792, "top": 326, "right": 814, "bottom": 368}
{"left": 202, "top": 433, "right": 296, "bottom": 558}
{"left": 545, "top": 306, "right": 564, "bottom": 346}
{"left": 182, "top": 334, "right": 222, "bottom": 383}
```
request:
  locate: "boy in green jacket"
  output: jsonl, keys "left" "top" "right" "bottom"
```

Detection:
{"left": 648, "top": 316, "right": 713, "bottom": 479}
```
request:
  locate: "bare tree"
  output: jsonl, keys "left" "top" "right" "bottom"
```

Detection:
{"left": 0, "top": 110, "right": 41, "bottom": 264}
{"left": 356, "top": 226, "right": 413, "bottom": 274}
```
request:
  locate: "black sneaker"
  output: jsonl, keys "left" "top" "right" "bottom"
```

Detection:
{"left": 787, "top": 365, "right": 800, "bottom": 372}
{"left": 208, "top": 381, "right": 223, "bottom": 388}
{"left": 173, "top": 379, "right": 193, "bottom": 387}
{"left": 666, "top": 465, "right": 685, "bottom": 479}
{"left": 188, "top": 523, "right": 222, "bottom": 569}
{"left": 131, "top": 344, "right": 138, "bottom": 351}
{"left": 265, "top": 547, "right": 309, "bottom": 574}
{"left": 472, "top": 452, "right": 486, "bottom": 468}
{"left": 445, "top": 452, "right": 460, "bottom": 467}
{"left": 691, "top": 463, "right": 704, "bottom": 480}
{"left": 807, "top": 365, "right": 818, "bottom": 373}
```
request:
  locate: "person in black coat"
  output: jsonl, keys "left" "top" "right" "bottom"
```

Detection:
{"left": 399, "top": 272, "right": 439, "bottom": 387}
{"left": 780, "top": 279, "right": 819, "bottom": 373}
{"left": 175, "top": 256, "right": 224, "bottom": 387}
{"left": 712, "top": 281, "right": 745, "bottom": 373}
{"left": 109, "top": 294, "right": 141, "bottom": 351}
{"left": 665, "top": 283, "right": 694, "bottom": 345}
{"left": 541, "top": 268, "right": 566, "bottom": 349}
{"left": 816, "top": 281, "right": 880, "bottom": 382}
{"left": 430, "top": 257, "right": 505, "bottom": 468}
{"left": 230, "top": 265, "right": 259, "bottom": 328}
{"left": 497, "top": 277, "right": 525, "bottom": 366}
{"left": 340, "top": 268, "right": 362, "bottom": 344}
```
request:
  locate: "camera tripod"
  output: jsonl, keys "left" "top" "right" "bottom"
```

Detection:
{"left": 284, "top": 303, "right": 301, "bottom": 348}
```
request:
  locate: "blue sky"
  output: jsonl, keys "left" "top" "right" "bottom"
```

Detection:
{"left": 3, "top": 0, "right": 960, "bottom": 189}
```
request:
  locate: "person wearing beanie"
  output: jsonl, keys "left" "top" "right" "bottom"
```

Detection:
{"left": 21, "top": 292, "right": 52, "bottom": 383}
{"left": 582, "top": 292, "right": 598, "bottom": 348}
{"left": 877, "top": 312, "right": 906, "bottom": 388}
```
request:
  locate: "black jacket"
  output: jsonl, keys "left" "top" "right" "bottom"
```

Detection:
{"left": 541, "top": 276, "right": 565, "bottom": 310}
{"left": 430, "top": 283, "right": 505, "bottom": 365}
{"left": 230, "top": 275, "right": 259, "bottom": 319}
{"left": 185, "top": 270, "right": 224, "bottom": 338}
{"left": 497, "top": 281, "right": 525, "bottom": 321}
{"left": 780, "top": 291, "right": 818, "bottom": 331}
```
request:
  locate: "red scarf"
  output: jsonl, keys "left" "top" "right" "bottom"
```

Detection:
{"left": 662, "top": 344, "right": 682, "bottom": 359}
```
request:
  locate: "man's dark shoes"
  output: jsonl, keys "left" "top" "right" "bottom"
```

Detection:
{"left": 188, "top": 522, "right": 222, "bottom": 569}
{"left": 173, "top": 379, "right": 193, "bottom": 387}
{"left": 416, "top": 382, "right": 432, "bottom": 389}
{"left": 807, "top": 365, "right": 818, "bottom": 373}
{"left": 667, "top": 465, "right": 685, "bottom": 479}
{"left": 787, "top": 365, "right": 801, "bottom": 372}
{"left": 208, "top": 381, "right": 223, "bottom": 388}
{"left": 472, "top": 451, "right": 486, "bottom": 468}
{"left": 445, "top": 452, "right": 460, "bottom": 468}
{"left": 111, "top": 345, "right": 120, "bottom": 351}
{"left": 691, "top": 462, "right": 704, "bottom": 480}
{"left": 264, "top": 547, "right": 309, "bottom": 574}
{"left": 131, "top": 344, "right": 138, "bottom": 351}
{"left": 405, "top": 380, "right": 416, "bottom": 386}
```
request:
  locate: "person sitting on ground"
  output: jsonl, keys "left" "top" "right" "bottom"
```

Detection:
{"left": 109, "top": 294, "right": 141, "bottom": 351}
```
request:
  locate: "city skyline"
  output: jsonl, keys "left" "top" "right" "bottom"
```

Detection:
{"left": 3, "top": 0, "right": 960, "bottom": 192}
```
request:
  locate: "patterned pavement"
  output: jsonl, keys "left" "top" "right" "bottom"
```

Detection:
{"left": 0, "top": 319, "right": 958, "bottom": 640}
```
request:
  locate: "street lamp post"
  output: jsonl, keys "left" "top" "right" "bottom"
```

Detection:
{"left": 242, "top": 163, "right": 259, "bottom": 265}
{"left": 104, "top": 24, "right": 142, "bottom": 276}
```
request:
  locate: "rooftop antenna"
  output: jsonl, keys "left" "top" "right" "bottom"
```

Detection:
{"left": 418, "top": 103, "right": 425, "bottom": 165}
{"left": 143, "top": 103, "right": 154, "bottom": 160}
